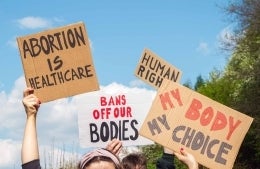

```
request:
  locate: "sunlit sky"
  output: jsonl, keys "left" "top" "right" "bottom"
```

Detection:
{"left": 0, "top": 1, "right": 231, "bottom": 168}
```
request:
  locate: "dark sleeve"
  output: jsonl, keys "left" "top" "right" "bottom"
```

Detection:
{"left": 156, "top": 153, "right": 175, "bottom": 169}
{"left": 22, "top": 159, "right": 41, "bottom": 169}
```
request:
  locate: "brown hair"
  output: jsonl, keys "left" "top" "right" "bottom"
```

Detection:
{"left": 122, "top": 153, "right": 147, "bottom": 169}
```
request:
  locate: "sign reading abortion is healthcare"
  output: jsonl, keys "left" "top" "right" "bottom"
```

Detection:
{"left": 17, "top": 22, "right": 99, "bottom": 102}
{"left": 139, "top": 80, "right": 253, "bottom": 169}
{"left": 77, "top": 86, "right": 154, "bottom": 148}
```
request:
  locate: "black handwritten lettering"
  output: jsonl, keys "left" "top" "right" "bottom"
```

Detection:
{"left": 89, "top": 120, "right": 138, "bottom": 142}
{"left": 47, "top": 55, "right": 63, "bottom": 71}
{"left": 147, "top": 114, "right": 170, "bottom": 135}
{"left": 22, "top": 26, "right": 86, "bottom": 59}
{"left": 130, "top": 120, "right": 138, "bottom": 140}
{"left": 171, "top": 125, "right": 232, "bottom": 165}
{"left": 90, "top": 123, "right": 99, "bottom": 142}
{"left": 137, "top": 51, "right": 181, "bottom": 86}
{"left": 215, "top": 142, "right": 232, "bottom": 165}
{"left": 137, "top": 65, "right": 163, "bottom": 88}
{"left": 100, "top": 122, "right": 110, "bottom": 141}
{"left": 28, "top": 64, "right": 93, "bottom": 89}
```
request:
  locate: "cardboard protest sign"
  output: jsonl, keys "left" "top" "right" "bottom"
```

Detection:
{"left": 77, "top": 85, "right": 154, "bottom": 148}
{"left": 139, "top": 80, "right": 253, "bottom": 169}
{"left": 134, "top": 48, "right": 182, "bottom": 89}
{"left": 17, "top": 22, "right": 99, "bottom": 102}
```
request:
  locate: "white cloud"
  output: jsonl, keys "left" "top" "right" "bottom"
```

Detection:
{"left": 89, "top": 38, "right": 94, "bottom": 51}
{"left": 17, "top": 16, "right": 52, "bottom": 29}
{"left": 0, "top": 139, "right": 20, "bottom": 168}
{"left": 53, "top": 17, "right": 65, "bottom": 23}
{"left": 0, "top": 76, "right": 155, "bottom": 169}
{"left": 217, "top": 26, "right": 236, "bottom": 49}
{"left": 0, "top": 77, "right": 26, "bottom": 139}
{"left": 39, "top": 144, "right": 80, "bottom": 169}
{"left": 196, "top": 42, "right": 210, "bottom": 55}
{"left": 6, "top": 37, "right": 18, "bottom": 49}
{"left": 129, "top": 79, "right": 149, "bottom": 88}
{"left": 0, "top": 81, "right": 4, "bottom": 90}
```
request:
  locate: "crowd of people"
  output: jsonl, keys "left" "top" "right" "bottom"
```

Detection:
{"left": 21, "top": 87, "right": 198, "bottom": 169}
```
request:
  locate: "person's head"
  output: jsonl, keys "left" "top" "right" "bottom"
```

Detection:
{"left": 121, "top": 153, "right": 147, "bottom": 169}
{"left": 78, "top": 148, "right": 121, "bottom": 169}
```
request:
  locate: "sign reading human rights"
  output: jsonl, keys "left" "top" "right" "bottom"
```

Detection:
{"left": 17, "top": 22, "right": 99, "bottom": 102}
{"left": 135, "top": 48, "right": 182, "bottom": 89}
{"left": 139, "top": 80, "right": 253, "bottom": 169}
{"left": 77, "top": 85, "right": 154, "bottom": 148}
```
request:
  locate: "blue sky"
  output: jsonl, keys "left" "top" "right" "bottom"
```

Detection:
{"left": 0, "top": 1, "right": 232, "bottom": 168}
{"left": 0, "top": 0, "right": 231, "bottom": 92}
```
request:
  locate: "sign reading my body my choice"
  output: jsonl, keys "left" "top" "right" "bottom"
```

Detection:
{"left": 17, "top": 22, "right": 99, "bottom": 102}
{"left": 139, "top": 80, "right": 253, "bottom": 169}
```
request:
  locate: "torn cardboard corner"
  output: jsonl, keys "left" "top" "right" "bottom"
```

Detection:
{"left": 17, "top": 22, "right": 99, "bottom": 103}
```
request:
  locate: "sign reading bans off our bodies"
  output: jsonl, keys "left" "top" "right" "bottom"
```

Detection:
{"left": 77, "top": 88, "right": 154, "bottom": 148}
{"left": 135, "top": 48, "right": 182, "bottom": 89}
{"left": 17, "top": 22, "right": 99, "bottom": 102}
{"left": 139, "top": 80, "right": 253, "bottom": 169}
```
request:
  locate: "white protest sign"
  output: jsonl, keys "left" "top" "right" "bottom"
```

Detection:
{"left": 77, "top": 83, "right": 155, "bottom": 148}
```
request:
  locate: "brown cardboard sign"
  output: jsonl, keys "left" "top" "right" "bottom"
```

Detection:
{"left": 17, "top": 22, "right": 99, "bottom": 102}
{"left": 139, "top": 80, "right": 253, "bottom": 169}
{"left": 134, "top": 48, "right": 182, "bottom": 89}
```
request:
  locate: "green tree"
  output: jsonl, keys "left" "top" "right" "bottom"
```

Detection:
{"left": 141, "top": 144, "right": 189, "bottom": 169}
{"left": 194, "top": 75, "right": 205, "bottom": 91}
{"left": 196, "top": 69, "right": 234, "bottom": 105}
{"left": 224, "top": 1, "right": 260, "bottom": 168}
{"left": 195, "top": 0, "right": 260, "bottom": 168}
{"left": 183, "top": 79, "right": 193, "bottom": 89}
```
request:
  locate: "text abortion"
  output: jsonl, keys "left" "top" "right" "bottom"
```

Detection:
{"left": 89, "top": 95, "right": 139, "bottom": 142}
{"left": 22, "top": 26, "right": 86, "bottom": 58}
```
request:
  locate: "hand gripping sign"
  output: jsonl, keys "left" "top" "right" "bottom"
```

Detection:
{"left": 139, "top": 79, "right": 253, "bottom": 169}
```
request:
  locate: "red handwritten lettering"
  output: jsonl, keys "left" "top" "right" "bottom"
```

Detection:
{"left": 185, "top": 98, "right": 242, "bottom": 141}
{"left": 227, "top": 117, "right": 241, "bottom": 140}
{"left": 210, "top": 111, "right": 227, "bottom": 131}
{"left": 185, "top": 98, "right": 202, "bottom": 120}
{"left": 160, "top": 88, "right": 183, "bottom": 110}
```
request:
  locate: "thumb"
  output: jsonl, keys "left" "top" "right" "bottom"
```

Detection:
{"left": 23, "top": 87, "right": 34, "bottom": 97}
{"left": 180, "top": 148, "right": 187, "bottom": 156}
{"left": 173, "top": 151, "right": 181, "bottom": 159}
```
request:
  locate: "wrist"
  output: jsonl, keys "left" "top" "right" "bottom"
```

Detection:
{"left": 189, "top": 162, "right": 198, "bottom": 169}
{"left": 27, "top": 113, "right": 37, "bottom": 120}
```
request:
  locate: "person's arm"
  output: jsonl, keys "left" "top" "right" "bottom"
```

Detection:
{"left": 21, "top": 88, "right": 41, "bottom": 164}
{"left": 173, "top": 148, "right": 198, "bottom": 169}
{"left": 156, "top": 147, "right": 175, "bottom": 169}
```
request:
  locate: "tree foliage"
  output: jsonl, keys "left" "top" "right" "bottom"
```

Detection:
{"left": 195, "top": 0, "right": 260, "bottom": 168}
{"left": 140, "top": 1, "right": 260, "bottom": 168}
{"left": 141, "top": 144, "right": 188, "bottom": 169}
{"left": 194, "top": 75, "right": 205, "bottom": 91}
